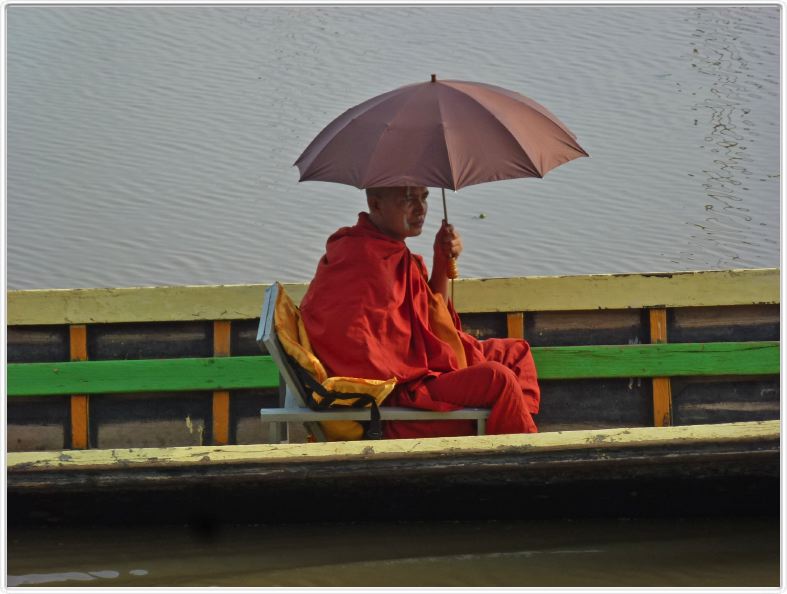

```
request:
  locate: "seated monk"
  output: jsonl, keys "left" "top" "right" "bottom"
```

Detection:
{"left": 300, "top": 186, "right": 540, "bottom": 439}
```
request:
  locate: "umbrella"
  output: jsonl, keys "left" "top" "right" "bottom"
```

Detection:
{"left": 294, "top": 74, "right": 588, "bottom": 278}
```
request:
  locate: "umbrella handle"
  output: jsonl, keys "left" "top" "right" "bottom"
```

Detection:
{"left": 442, "top": 188, "right": 459, "bottom": 280}
{"left": 447, "top": 258, "right": 458, "bottom": 279}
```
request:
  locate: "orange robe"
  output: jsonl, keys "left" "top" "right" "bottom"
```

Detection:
{"left": 300, "top": 212, "right": 540, "bottom": 438}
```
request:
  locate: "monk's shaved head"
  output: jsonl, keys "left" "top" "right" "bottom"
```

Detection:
{"left": 366, "top": 187, "right": 404, "bottom": 201}
{"left": 365, "top": 186, "right": 426, "bottom": 204}
{"left": 365, "top": 186, "right": 429, "bottom": 241}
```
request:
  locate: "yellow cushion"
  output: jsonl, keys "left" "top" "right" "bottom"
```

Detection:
{"left": 272, "top": 282, "right": 396, "bottom": 441}
{"left": 274, "top": 285, "right": 327, "bottom": 382}
{"left": 318, "top": 376, "right": 395, "bottom": 406}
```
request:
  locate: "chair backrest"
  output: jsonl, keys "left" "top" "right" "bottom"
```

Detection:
{"left": 256, "top": 283, "right": 326, "bottom": 441}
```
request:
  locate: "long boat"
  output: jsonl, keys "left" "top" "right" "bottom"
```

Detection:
{"left": 6, "top": 268, "right": 780, "bottom": 523}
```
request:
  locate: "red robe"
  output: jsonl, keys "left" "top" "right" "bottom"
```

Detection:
{"left": 300, "top": 212, "right": 540, "bottom": 438}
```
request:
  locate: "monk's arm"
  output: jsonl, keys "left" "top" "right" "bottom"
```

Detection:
{"left": 429, "top": 259, "right": 450, "bottom": 302}
{"left": 429, "top": 221, "right": 462, "bottom": 302}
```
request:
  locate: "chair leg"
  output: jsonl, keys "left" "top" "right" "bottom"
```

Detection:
{"left": 275, "top": 373, "right": 288, "bottom": 443}
{"left": 268, "top": 422, "right": 284, "bottom": 444}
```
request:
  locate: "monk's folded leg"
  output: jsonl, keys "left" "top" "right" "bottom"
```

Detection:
{"left": 382, "top": 361, "right": 536, "bottom": 439}
{"left": 485, "top": 385, "right": 538, "bottom": 435}
{"left": 480, "top": 337, "right": 541, "bottom": 414}
{"left": 424, "top": 361, "right": 537, "bottom": 435}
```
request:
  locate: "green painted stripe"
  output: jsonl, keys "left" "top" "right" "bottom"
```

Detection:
{"left": 7, "top": 356, "right": 280, "bottom": 397}
{"left": 7, "top": 341, "right": 779, "bottom": 398}
{"left": 533, "top": 341, "right": 779, "bottom": 380}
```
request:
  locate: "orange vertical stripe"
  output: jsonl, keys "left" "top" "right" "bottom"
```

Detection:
{"left": 70, "top": 325, "right": 87, "bottom": 361}
{"left": 213, "top": 320, "right": 231, "bottom": 357}
{"left": 212, "top": 320, "right": 232, "bottom": 445}
{"left": 212, "top": 391, "right": 231, "bottom": 445}
{"left": 69, "top": 325, "right": 89, "bottom": 449}
{"left": 506, "top": 312, "right": 525, "bottom": 340}
{"left": 649, "top": 308, "right": 673, "bottom": 427}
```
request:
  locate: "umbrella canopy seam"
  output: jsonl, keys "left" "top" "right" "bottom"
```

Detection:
{"left": 435, "top": 89, "right": 459, "bottom": 191}
{"left": 453, "top": 80, "right": 581, "bottom": 141}
{"left": 294, "top": 85, "right": 412, "bottom": 179}
{"left": 360, "top": 83, "right": 442, "bottom": 189}
{"left": 438, "top": 81, "right": 544, "bottom": 184}
{"left": 445, "top": 81, "right": 588, "bottom": 177}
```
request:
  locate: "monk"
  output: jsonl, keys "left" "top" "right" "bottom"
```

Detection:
{"left": 300, "top": 186, "right": 540, "bottom": 439}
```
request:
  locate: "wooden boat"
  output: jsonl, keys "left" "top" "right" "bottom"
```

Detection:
{"left": 6, "top": 268, "right": 780, "bottom": 522}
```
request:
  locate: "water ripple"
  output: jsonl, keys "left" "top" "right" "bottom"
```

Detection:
{"left": 6, "top": 6, "right": 780, "bottom": 289}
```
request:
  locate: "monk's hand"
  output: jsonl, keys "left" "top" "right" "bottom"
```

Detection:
{"left": 433, "top": 220, "right": 463, "bottom": 269}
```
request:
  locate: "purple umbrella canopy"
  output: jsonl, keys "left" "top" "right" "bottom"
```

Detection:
{"left": 294, "top": 75, "right": 588, "bottom": 192}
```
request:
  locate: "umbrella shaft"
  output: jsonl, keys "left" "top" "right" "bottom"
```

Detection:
{"left": 440, "top": 187, "right": 458, "bottom": 291}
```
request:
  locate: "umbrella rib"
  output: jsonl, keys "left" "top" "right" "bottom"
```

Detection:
{"left": 465, "top": 81, "right": 581, "bottom": 140}
{"left": 435, "top": 90, "right": 460, "bottom": 191}
{"left": 495, "top": 92, "right": 588, "bottom": 171}
{"left": 359, "top": 85, "right": 431, "bottom": 188}
{"left": 513, "top": 103, "right": 589, "bottom": 169}
{"left": 294, "top": 84, "right": 417, "bottom": 173}
{"left": 441, "top": 83, "right": 559, "bottom": 178}
{"left": 507, "top": 97, "right": 589, "bottom": 166}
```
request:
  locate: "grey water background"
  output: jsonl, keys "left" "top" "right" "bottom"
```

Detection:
{"left": 6, "top": 5, "right": 781, "bottom": 290}
{"left": 7, "top": 518, "right": 780, "bottom": 587}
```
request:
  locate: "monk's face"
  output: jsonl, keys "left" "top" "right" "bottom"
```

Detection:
{"left": 367, "top": 186, "right": 429, "bottom": 241}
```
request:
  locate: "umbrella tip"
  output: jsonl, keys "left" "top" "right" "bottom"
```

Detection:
{"left": 431, "top": 74, "right": 436, "bottom": 83}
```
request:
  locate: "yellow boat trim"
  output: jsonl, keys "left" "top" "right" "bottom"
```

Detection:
{"left": 6, "top": 268, "right": 779, "bottom": 325}
{"left": 451, "top": 268, "right": 778, "bottom": 313}
{"left": 7, "top": 420, "right": 779, "bottom": 472}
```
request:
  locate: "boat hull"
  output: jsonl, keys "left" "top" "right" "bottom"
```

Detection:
{"left": 7, "top": 421, "right": 779, "bottom": 524}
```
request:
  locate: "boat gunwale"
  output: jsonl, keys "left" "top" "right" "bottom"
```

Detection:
{"left": 7, "top": 420, "right": 780, "bottom": 474}
{"left": 6, "top": 268, "right": 780, "bottom": 325}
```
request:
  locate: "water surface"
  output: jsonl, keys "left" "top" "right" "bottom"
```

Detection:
{"left": 6, "top": 6, "right": 780, "bottom": 289}
{"left": 6, "top": 517, "right": 780, "bottom": 587}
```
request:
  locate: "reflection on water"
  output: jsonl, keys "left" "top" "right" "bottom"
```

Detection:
{"left": 7, "top": 517, "right": 779, "bottom": 587}
{"left": 680, "top": 6, "right": 780, "bottom": 268}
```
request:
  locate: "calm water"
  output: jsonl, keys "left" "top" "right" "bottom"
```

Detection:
{"left": 6, "top": 518, "right": 780, "bottom": 587}
{"left": 6, "top": 5, "right": 781, "bottom": 290}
